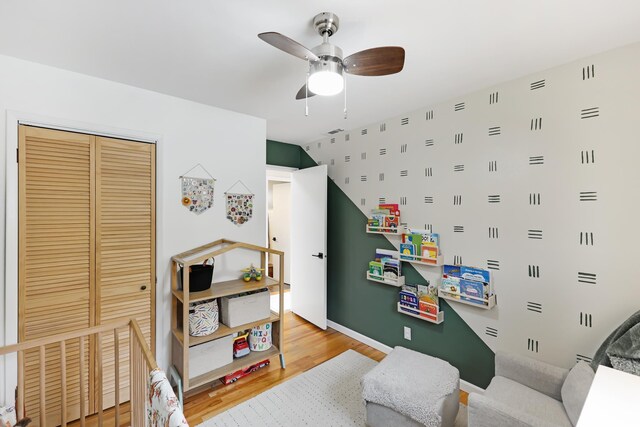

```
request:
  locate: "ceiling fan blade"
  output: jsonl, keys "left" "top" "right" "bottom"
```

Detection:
{"left": 295, "top": 84, "right": 316, "bottom": 100}
{"left": 258, "top": 32, "right": 319, "bottom": 62}
{"left": 343, "top": 47, "right": 405, "bottom": 76}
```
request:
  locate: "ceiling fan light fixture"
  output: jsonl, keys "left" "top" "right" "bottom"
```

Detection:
{"left": 308, "top": 57, "right": 344, "bottom": 96}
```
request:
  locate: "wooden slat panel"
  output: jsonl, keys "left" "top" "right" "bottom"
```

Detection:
{"left": 19, "top": 126, "right": 93, "bottom": 426}
{"left": 96, "top": 136, "right": 155, "bottom": 409}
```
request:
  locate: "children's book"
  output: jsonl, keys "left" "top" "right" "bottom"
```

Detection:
{"left": 408, "top": 233, "right": 423, "bottom": 256}
{"left": 399, "top": 243, "right": 416, "bottom": 259}
{"left": 461, "top": 266, "right": 491, "bottom": 283}
{"left": 368, "top": 218, "right": 380, "bottom": 227}
{"left": 417, "top": 283, "right": 439, "bottom": 320}
{"left": 399, "top": 289, "right": 419, "bottom": 315}
{"left": 383, "top": 259, "right": 400, "bottom": 280}
{"left": 440, "top": 276, "right": 461, "bottom": 299}
{"left": 378, "top": 203, "right": 400, "bottom": 216}
{"left": 370, "top": 208, "right": 391, "bottom": 215}
{"left": 443, "top": 264, "right": 461, "bottom": 277}
{"left": 407, "top": 229, "right": 440, "bottom": 247}
{"left": 422, "top": 245, "right": 438, "bottom": 260}
{"left": 384, "top": 215, "right": 399, "bottom": 229}
{"left": 375, "top": 248, "right": 397, "bottom": 263}
{"left": 460, "top": 279, "right": 488, "bottom": 305}
{"left": 368, "top": 261, "right": 383, "bottom": 280}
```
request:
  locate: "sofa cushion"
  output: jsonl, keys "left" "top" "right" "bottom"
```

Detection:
{"left": 561, "top": 362, "right": 595, "bottom": 426}
{"left": 486, "top": 376, "right": 572, "bottom": 427}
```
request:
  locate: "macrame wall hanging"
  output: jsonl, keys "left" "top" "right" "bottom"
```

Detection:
{"left": 225, "top": 180, "right": 254, "bottom": 226}
{"left": 180, "top": 164, "right": 216, "bottom": 215}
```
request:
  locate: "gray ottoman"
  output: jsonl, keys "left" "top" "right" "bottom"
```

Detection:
{"left": 362, "top": 347, "right": 460, "bottom": 427}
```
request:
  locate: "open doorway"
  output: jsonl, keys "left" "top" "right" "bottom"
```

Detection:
{"left": 267, "top": 166, "right": 295, "bottom": 312}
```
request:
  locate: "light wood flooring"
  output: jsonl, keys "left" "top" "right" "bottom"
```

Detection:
{"left": 184, "top": 311, "right": 468, "bottom": 425}
{"left": 67, "top": 311, "right": 468, "bottom": 425}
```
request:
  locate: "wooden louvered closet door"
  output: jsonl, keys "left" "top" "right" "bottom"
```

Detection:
{"left": 19, "top": 126, "right": 155, "bottom": 424}
{"left": 19, "top": 126, "right": 94, "bottom": 426}
{"left": 96, "top": 136, "right": 155, "bottom": 409}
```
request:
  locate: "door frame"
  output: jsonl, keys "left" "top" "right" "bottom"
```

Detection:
{"left": 265, "top": 165, "right": 297, "bottom": 252}
{"left": 3, "top": 110, "right": 163, "bottom": 403}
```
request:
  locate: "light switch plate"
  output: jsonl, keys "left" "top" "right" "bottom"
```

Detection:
{"left": 404, "top": 326, "right": 412, "bottom": 340}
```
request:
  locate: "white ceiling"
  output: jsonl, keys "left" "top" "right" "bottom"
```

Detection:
{"left": 1, "top": 1, "right": 639, "bottom": 144}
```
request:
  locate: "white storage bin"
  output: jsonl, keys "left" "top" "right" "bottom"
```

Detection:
{"left": 189, "top": 335, "right": 233, "bottom": 379}
{"left": 221, "top": 288, "right": 270, "bottom": 328}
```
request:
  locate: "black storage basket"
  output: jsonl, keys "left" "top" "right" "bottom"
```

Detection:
{"left": 180, "top": 258, "right": 215, "bottom": 292}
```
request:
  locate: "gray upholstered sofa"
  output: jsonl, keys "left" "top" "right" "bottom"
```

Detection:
{"left": 468, "top": 351, "right": 594, "bottom": 427}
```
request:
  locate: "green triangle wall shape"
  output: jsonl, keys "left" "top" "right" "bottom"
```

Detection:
{"left": 268, "top": 140, "right": 495, "bottom": 388}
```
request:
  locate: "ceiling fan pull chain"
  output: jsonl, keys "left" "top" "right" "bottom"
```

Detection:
{"left": 344, "top": 75, "right": 348, "bottom": 119}
{"left": 305, "top": 60, "right": 310, "bottom": 116}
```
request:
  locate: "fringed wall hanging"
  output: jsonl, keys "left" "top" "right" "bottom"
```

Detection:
{"left": 225, "top": 180, "right": 254, "bottom": 225}
{"left": 180, "top": 164, "right": 216, "bottom": 215}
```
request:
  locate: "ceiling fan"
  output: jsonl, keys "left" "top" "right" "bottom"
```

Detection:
{"left": 258, "top": 12, "right": 405, "bottom": 102}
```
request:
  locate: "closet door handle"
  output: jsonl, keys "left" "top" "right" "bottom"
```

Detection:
{"left": 140, "top": 285, "right": 147, "bottom": 291}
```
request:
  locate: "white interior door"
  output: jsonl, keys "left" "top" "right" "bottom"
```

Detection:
{"left": 269, "top": 182, "right": 291, "bottom": 284}
{"left": 290, "top": 165, "right": 328, "bottom": 330}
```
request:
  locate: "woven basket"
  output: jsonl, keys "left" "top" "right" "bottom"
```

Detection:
{"left": 189, "top": 300, "right": 219, "bottom": 336}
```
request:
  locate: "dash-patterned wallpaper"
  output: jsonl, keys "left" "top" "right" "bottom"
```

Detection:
{"left": 305, "top": 43, "right": 640, "bottom": 368}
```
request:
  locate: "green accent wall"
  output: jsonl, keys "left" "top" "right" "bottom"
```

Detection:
{"left": 267, "top": 140, "right": 495, "bottom": 388}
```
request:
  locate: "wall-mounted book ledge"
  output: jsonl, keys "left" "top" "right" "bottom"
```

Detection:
{"left": 397, "top": 301, "right": 444, "bottom": 324}
{"left": 399, "top": 253, "right": 444, "bottom": 267}
{"left": 366, "top": 271, "right": 406, "bottom": 287}
{"left": 437, "top": 289, "right": 497, "bottom": 310}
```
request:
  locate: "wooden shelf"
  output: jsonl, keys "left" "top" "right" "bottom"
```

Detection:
{"left": 172, "top": 312, "right": 280, "bottom": 347}
{"left": 188, "top": 345, "right": 280, "bottom": 389}
{"left": 171, "top": 239, "right": 285, "bottom": 392}
{"left": 366, "top": 225, "right": 405, "bottom": 235}
{"left": 366, "top": 271, "right": 405, "bottom": 287}
{"left": 438, "top": 290, "right": 497, "bottom": 310}
{"left": 399, "top": 254, "right": 443, "bottom": 267}
{"left": 396, "top": 302, "right": 444, "bottom": 324}
{"left": 173, "top": 277, "right": 279, "bottom": 303}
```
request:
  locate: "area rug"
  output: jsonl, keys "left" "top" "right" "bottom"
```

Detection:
{"left": 198, "top": 349, "right": 468, "bottom": 427}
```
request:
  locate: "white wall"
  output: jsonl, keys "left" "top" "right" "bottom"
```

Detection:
{"left": 0, "top": 54, "right": 266, "bottom": 402}
{"left": 306, "top": 43, "right": 640, "bottom": 369}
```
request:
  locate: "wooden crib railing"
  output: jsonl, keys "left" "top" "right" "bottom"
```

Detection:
{"left": 0, "top": 318, "right": 158, "bottom": 427}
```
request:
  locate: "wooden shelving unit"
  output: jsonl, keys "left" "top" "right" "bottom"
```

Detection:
{"left": 437, "top": 289, "right": 497, "bottom": 310}
{"left": 171, "top": 239, "right": 285, "bottom": 392}
{"left": 397, "top": 302, "right": 444, "bottom": 324}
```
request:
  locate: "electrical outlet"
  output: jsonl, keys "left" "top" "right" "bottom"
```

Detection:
{"left": 404, "top": 326, "right": 412, "bottom": 341}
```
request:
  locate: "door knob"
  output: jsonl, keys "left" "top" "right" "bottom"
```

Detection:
{"left": 311, "top": 252, "right": 324, "bottom": 260}
{"left": 272, "top": 237, "right": 277, "bottom": 242}
{"left": 140, "top": 285, "right": 147, "bottom": 291}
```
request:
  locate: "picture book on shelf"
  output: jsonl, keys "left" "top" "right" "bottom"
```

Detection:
{"left": 460, "top": 279, "right": 489, "bottom": 305}
{"left": 399, "top": 243, "right": 416, "bottom": 259}
{"left": 384, "top": 215, "right": 399, "bottom": 229}
{"left": 375, "top": 248, "right": 397, "bottom": 261}
{"left": 368, "top": 261, "right": 383, "bottom": 279}
{"left": 399, "top": 288, "right": 419, "bottom": 315}
{"left": 383, "top": 259, "right": 400, "bottom": 280}
{"left": 440, "top": 276, "right": 461, "bottom": 299}
{"left": 461, "top": 266, "right": 491, "bottom": 283}
{"left": 422, "top": 245, "right": 438, "bottom": 260}
{"left": 378, "top": 203, "right": 400, "bottom": 216}
{"left": 407, "top": 228, "right": 440, "bottom": 247}
{"left": 417, "top": 283, "right": 439, "bottom": 320}
{"left": 443, "top": 264, "right": 461, "bottom": 277}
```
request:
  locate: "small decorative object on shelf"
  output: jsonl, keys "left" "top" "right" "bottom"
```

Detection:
{"left": 249, "top": 322, "right": 273, "bottom": 352}
{"left": 438, "top": 264, "right": 497, "bottom": 309}
{"left": 366, "top": 203, "right": 404, "bottom": 234}
{"left": 367, "top": 248, "right": 405, "bottom": 286}
{"left": 242, "top": 264, "right": 264, "bottom": 282}
{"left": 233, "top": 332, "right": 250, "bottom": 358}
{"left": 398, "top": 282, "right": 444, "bottom": 324}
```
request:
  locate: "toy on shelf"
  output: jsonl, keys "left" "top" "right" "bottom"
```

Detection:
{"left": 221, "top": 359, "right": 271, "bottom": 384}
{"left": 233, "top": 332, "right": 250, "bottom": 358}
{"left": 241, "top": 264, "right": 265, "bottom": 282}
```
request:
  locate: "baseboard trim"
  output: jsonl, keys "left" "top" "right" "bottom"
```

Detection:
{"left": 327, "top": 319, "right": 485, "bottom": 395}
{"left": 327, "top": 320, "right": 393, "bottom": 354}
